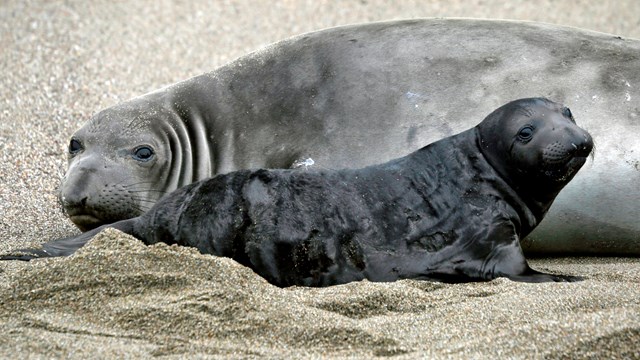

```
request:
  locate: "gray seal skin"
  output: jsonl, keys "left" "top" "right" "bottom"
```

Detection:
{"left": 3, "top": 99, "right": 593, "bottom": 286}
{"left": 60, "top": 19, "right": 640, "bottom": 254}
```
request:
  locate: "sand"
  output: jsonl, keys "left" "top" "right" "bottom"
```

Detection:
{"left": 1, "top": 0, "right": 639, "bottom": 358}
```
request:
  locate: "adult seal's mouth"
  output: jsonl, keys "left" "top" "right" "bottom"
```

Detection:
{"left": 69, "top": 216, "right": 103, "bottom": 232}
{"left": 65, "top": 210, "right": 105, "bottom": 232}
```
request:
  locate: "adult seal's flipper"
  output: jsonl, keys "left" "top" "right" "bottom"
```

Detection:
{"left": 0, "top": 234, "right": 96, "bottom": 260}
{"left": 0, "top": 219, "right": 137, "bottom": 261}
{"left": 0, "top": 250, "right": 49, "bottom": 261}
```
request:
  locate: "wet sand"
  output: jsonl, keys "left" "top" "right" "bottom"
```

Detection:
{"left": 1, "top": 1, "right": 639, "bottom": 358}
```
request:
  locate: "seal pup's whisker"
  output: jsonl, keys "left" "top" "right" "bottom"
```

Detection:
{"left": 589, "top": 136, "right": 597, "bottom": 160}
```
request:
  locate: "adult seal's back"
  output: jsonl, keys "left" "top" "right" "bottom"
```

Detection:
{"left": 59, "top": 19, "right": 640, "bottom": 255}
{"left": 4, "top": 98, "right": 594, "bottom": 286}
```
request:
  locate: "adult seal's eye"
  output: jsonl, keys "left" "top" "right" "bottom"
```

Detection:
{"left": 517, "top": 126, "right": 534, "bottom": 141}
{"left": 562, "top": 107, "right": 574, "bottom": 121}
{"left": 69, "top": 139, "right": 83, "bottom": 154}
{"left": 133, "top": 146, "right": 154, "bottom": 161}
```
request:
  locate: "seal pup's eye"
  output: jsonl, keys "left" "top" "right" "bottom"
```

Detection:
{"left": 69, "top": 139, "right": 83, "bottom": 154}
{"left": 562, "top": 107, "right": 575, "bottom": 122}
{"left": 517, "top": 126, "right": 534, "bottom": 141}
{"left": 133, "top": 146, "right": 155, "bottom": 162}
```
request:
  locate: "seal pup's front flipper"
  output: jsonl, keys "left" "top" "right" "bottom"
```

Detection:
{"left": 0, "top": 219, "right": 137, "bottom": 261}
{"left": 412, "top": 217, "right": 584, "bottom": 283}
{"left": 475, "top": 221, "right": 584, "bottom": 283}
{"left": 506, "top": 268, "right": 584, "bottom": 283}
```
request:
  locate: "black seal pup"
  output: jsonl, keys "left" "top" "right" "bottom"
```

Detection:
{"left": 4, "top": 98, "right": 593, "bottom": 286}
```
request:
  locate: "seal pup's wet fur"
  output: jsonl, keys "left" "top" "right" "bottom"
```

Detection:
{"left": 4, "top": 98, "right": 593, "bottom": 286}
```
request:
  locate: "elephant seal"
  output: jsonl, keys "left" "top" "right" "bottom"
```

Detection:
{"left": 4, "top": 98, "right": 594, "bottom": 286}
{"left": 60, "top": 19, "right": 640, "bottom": 255}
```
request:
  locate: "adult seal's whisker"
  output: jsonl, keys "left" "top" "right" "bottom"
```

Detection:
{"left": 127, "top": 189, "right": 169, "bottom": 194}
{"left": 121, "top": 181, "right": 158, "bottom": 187}
{"left": 129, "top": 199, "right": 159, "bottom": 206}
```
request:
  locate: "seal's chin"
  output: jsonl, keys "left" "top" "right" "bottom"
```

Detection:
{"left": 543, "top": 156, "right": 588, "bottom": 183}
{"left": 68, "top": 214, "right": 104, "bottom": 232}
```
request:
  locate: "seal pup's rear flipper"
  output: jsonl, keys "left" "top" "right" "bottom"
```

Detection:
{"left": 0, "top": 219, "right": 137, "bottom": 261}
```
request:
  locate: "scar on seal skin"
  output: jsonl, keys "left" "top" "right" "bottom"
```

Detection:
{"left": 3, "top": 98, "right": 593, "bottom": 287}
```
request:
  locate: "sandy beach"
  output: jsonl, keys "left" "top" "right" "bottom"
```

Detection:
{"left": 1, "top": 1, "right": 639, "bottom": 358}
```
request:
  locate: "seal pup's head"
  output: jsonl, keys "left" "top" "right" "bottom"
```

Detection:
{"left": 477, "top": 98, "right": 593, "bottom": 204}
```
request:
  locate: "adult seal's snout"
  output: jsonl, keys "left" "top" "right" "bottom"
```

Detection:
{"left": 59, "top": 160, "right": 144, "bottom": 231}
{"left": 58, "top": 104, "right": 176, "bottom": 231}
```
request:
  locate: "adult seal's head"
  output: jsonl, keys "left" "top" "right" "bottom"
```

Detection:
{"left": 477, "top": 98, "right": 593, "bottom": 210}
{"left": 58, "top": 92, "right": 215, "bottom": 231}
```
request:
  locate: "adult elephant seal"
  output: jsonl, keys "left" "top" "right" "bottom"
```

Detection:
{"left": 60, "top": 19, "right": 640, "bottom": 255}
{"left": 5, "top": 98, "right": 594, "bottom": 286}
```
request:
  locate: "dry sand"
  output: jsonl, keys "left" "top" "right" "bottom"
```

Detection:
{"left": 1, "top": 0, "right": 639, "bottom": 358}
